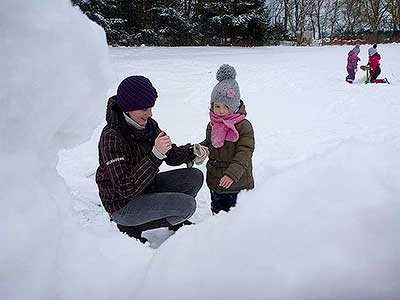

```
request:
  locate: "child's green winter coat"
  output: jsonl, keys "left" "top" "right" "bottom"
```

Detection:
{"left": 202, "top": 101, "right": 255, "bottom": 194}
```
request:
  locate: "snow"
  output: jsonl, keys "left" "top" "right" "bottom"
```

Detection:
{"left": 1, "top": 1, "right": 400, "bottom": 300}
{"left": 138, "top": 143, "right": 400, "bottom": 300}
{"left": 1, "top": 1, "right": 149, "bottom": 300}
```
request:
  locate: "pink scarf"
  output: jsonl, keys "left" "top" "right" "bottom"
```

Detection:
{"left": 210, "top": 111, "right": 245, "bottom": 148}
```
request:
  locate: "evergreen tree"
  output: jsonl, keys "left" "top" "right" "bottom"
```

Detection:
{"left": 71, "top": 0, "right": 274, "bottom": 46}
{"left": 71, "top": 0, "right": 130, "bottom": 45}
{"left": 194, "top": 0, "right": 271, "bottom": 46}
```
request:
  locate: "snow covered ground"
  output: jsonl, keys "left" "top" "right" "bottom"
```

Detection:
{"left": 2, "top": 1, "right": 400, "bottom": 300}
{"left": 58, "top": 45, "right": 400, "bottom": 300}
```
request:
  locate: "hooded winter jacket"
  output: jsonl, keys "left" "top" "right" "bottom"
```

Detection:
{"left": 347, "top": 50, "right": 360, "bottom": 70}
{"left": 368, "top": 53, "right": 381, "bottom": 72}
{"left": 96, "top": 96, "right": 195, "bottom": 214}
{"left": 201, "top": 101, "right": 255, "bottom": 194}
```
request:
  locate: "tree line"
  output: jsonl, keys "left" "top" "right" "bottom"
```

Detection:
{"left": 272, "top": 0, "right": 400, "bottom": 43}
{"left": 71, "top": 0, "right": 277, "bottom": 46}
{"left": 71, "top": 0, "right": 400, "bottom": 46}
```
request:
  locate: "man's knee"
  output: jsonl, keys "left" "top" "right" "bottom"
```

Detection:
{"left": 180, "top": 194, "right": 196, "bottom": 219}
{"left": 192, "top": 167, "right": 204, "bottom": 181}
{"left": 188, "top": 168, "right": 204, "bottom": 193}
{"left": 166, "top": 194, "right": 196, "bottom": 225}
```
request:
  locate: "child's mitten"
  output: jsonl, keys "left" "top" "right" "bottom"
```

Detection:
{"left": 193, "top": 144, "right": 208, "bottom": 165}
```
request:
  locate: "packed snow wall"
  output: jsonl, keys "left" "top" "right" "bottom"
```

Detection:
{"left": 0, "top": 1, "right": 110, "bottom": 299}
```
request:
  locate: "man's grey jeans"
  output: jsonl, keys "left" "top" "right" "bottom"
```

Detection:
{"left": 111, "top": 168, "right": 203, "bottom": 226}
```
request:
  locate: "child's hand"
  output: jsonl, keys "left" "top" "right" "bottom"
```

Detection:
{"left": 193, "top": 144, "right": 209, "bottom": 165}
{"left": 203, "top": 146, "right": 209, "bottom": 157}
{"left": 219, "top": 175, "right": 234, "bottom": 189}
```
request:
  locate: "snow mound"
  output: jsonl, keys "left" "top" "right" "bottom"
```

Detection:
{"left": 138, "top": 142, "right": 400, "bottom": 300}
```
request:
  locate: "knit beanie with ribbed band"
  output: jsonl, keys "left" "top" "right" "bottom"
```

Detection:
{"left": 117, "top": 75, "right": 158, "bottom": 112}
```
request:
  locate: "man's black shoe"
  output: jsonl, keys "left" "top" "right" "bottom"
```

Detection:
{"left": 168, "top": 220, "right": 194, "bottom": 232}
{"left": 117, "top": 224, "right": 148, "bottom": 244}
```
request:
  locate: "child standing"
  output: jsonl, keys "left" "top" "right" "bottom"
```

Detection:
{"left": 345, "top": 45, "right": 361, "bottom": 84}
{"left": 200, "top": 64, "right": 255, "bottom": 214}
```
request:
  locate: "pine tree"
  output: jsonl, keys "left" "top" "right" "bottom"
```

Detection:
{"left": 72, "top": 0, "right": 130, "bottom": 45}
{"left": 71, "top": 0, "right": 273, "bottom": 46}
{"left": 194, "top": 0, "right": 271, "bottom": 46}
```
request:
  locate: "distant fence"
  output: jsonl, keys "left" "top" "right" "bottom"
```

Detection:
{"left": 329, "top": 31, "right": 400, "bottom": 45}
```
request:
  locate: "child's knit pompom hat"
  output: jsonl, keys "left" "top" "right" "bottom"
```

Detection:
{"left": 352, "top": 44, "right": 360, "bottom": 54}
{"left": 368, "top": 45, "right": 378, "bottom": 56}
{"left": 210, "top": 64, "right": 241, "bottom": 114}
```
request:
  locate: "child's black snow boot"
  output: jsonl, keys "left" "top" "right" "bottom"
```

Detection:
{"left": 210, "top": 192, "right": 238, "bottom": 214}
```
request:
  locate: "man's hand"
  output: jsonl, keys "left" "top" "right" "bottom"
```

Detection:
{"left": 219, "top": 175, "right": 234, "bottom": 189}
{"left": 154, "top": 131, "right": 172, "bottom": 155}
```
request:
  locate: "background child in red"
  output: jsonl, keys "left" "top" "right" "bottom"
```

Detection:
{"left": 368, "top": 47, "right": 389, "bottom": 84}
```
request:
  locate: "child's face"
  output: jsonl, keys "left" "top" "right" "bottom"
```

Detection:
{"left": 212, "top": 102, "right": 230, "bottom": 116}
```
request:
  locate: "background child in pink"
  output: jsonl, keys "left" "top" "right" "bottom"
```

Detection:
{"left": 346, "top": 45, "right": 360, "bottom": 84}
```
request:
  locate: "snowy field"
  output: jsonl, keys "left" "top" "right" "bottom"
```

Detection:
{"left": 1, "top": 1, "right": 400, "bottom": 300}
{"left": 58, "top": 45, "right": 400, "bottom": 300}
{"left": 60, "top": 44, "right": 400, "bottom": 231}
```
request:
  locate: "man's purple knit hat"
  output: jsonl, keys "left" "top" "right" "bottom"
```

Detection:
{"left": 117, "top": 75, "right": 158, "bottom": 112}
